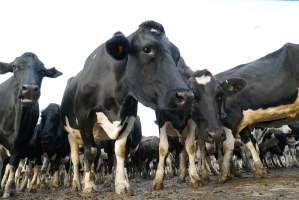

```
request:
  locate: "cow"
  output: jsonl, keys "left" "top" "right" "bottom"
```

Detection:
{"left": 200, "top": 43, "right": 299, "bottom": 183}
{"left": 0, "top": 53, "right": 62, "bottom": 197}
{"left": 61, "top": 20, "right": 193, "bottom": 194}
{"left": 152, "top": 60, "right": 233, "bottom": 189}
{"left": 35, "top": 103, "right": 70, "bottom": 189}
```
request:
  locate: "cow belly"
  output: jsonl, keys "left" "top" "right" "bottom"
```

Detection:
{"left": 238, "top": 89, "right": 299, "bottom": 134}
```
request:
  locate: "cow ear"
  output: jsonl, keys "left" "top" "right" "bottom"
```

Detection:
{"left": 105, "top": 32, "right": 130, "bottom": 60}
{"left": 220, "top": 78, "right": 246, "bottom": 95}
{"left": 0, "top": 62, "right": 13, "bottom": 74}
{"left": 44, "top": 67, "right": 63, "bottom": 78}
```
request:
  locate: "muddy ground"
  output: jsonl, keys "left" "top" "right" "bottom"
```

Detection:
{"left": 12, "top": 168, "right": 299, "bottom": 200}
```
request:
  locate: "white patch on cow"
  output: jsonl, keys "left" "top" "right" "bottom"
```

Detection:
{"left": 222, "top": 127, "right": 235, "bottom": 174}
{"left": 92, "top": 53, "right": 97, "bottom": 60}
{"left": 83, "top": 171, "right": 96, "bottom": 192}
{"left": 64, "top": 117, "right": 83, "bottom": 145}
{"left": 150, "top": 28, "right": 159, "bottom": 33}
{"left": 152, "top": 122, "right": 169, "bottom": 188}
{"left": 245, "top": 140, "right": 261, "bottom": 163}
{"left": 184, "top": 120, "right": 200, "bottom": 186}
{"left": 67, "top": 133, "right": 81, "bottom": 190}
{"left": 100, "top": 148, "right": 108, "bottom": 160}
{"left": 195, "top": 75, "right": 212, "bottom": 85}
{"left": 238, "top": 89, "right": 299, "bottom": 134}
{"left": 114, "top": 116, "right": 135, "bottom": 194}
{"left": 95, "top": 112, "right": 124, "bottom": 140}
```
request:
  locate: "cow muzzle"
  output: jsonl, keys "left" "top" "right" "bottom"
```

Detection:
{"left": 19, "top": 84, "right": 40, "bottom": 104}
{"left": 207, "top": 129, "right": 226, "bottom": 143}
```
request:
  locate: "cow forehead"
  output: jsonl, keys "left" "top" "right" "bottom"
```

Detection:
{"left": 195, "top": 75, "right": 212, "bottom": 85}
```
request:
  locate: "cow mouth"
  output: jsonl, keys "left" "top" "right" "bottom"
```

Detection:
{"left": 19, "top": 96, "right": 34, "bottom": 104}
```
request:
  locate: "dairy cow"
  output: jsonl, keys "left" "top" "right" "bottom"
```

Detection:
{"left": 0, "top": 53, "right": 61, "bottom": 197}
{"left": 61, "top": 21, "right": 193, "bottom": 194}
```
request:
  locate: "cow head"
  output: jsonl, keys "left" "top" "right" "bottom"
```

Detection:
{"left": 0, "top": 53, "right": 62, "bottom": 105}
{"left": 105, "top": 21, "right": 193, "bottom": 111}
{"left": 39, "top": 103, "right": 62, "bottom": 147}
{"left": 189, "top": 69, "right": 246, "bottom": 143}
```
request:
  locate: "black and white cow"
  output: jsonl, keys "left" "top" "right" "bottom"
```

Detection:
{"left": 152, "top": 60, "right": 231, "bottom": 189}
{"left": 61, "top": 21, "right": 193, "bottom": 194}
{"left": 0, "top": 53, "right": 62, "bottom": 197}
{"left": 36, "top": 103, "right": 70, "bottom": 189}
{"left": 201, "top": 43, "right": 299, "bottom": 182}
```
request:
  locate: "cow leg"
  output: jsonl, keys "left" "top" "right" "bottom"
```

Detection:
{"left": 50, "top": 155, "right": 62, "bottom": 191}
{"left": 197, "top": 134, "right": 209, "bottom": 181}
{"left": 114, "top": 116, "right": 135, "bottom": 194}
{"left": 82, "top": 147, "right": 97, "bottom": 193}
{"left": 152, "top": 122, "right": 169, "bottom": 190}
{"left": 1, "top": 164, "right": 10, "bottom": 190}
{"left": 184, "top": 121, "right": 202, "bottom": 188}
{"left": 245, "top": 141, "right": 267, "bottom": 177}
{"left": 68, "top": 134, "right": 81, "bottom": 191}
{"left": 177, "top": 150, "right": 186, "bottom": 183}
{"left": 14, "top": 160, "right": 25, "bottom": 191}
{"left": 28, "top": 165, "right": 41, "bottom": 191}
{"left": 3, "top": 154, "right": 19, "bottom": 199}
{"left": 40, "top": 156, "right": 49, "bottom": 189}
{"left": 218, "top": 128, "right": 235, "bottom": 183}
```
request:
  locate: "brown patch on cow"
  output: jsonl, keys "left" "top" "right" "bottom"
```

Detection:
{"left": 237, "top": 89, "right": 299, "bottom": 134}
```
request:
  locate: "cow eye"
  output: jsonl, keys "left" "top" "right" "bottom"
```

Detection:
{"left": 142, "top": 47, "right": 152, "bottom": 54}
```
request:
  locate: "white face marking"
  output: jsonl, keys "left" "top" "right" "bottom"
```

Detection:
{"left": 195, "top": 75, "right": 212, "bottom": 85}
{"left": 150, "top": 28, "right": 159, "bottom": 33}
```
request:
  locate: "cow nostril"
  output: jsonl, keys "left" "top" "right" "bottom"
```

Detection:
{"left": 176, "top": 92, "right": 186, "bottom": 104}
{"left": 22, "top": 85, "right": 27, "bottom": 91}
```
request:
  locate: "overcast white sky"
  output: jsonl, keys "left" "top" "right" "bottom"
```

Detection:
{"left": 1, "top": 1, "right": 299, "bottom": 136}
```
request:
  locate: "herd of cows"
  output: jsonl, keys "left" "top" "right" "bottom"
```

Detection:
{"left": 0, "top": 20, "right": 299, "bottom": 198}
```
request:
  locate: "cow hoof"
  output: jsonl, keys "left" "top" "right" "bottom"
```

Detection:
{"left": 217, "top": 175, "right": 228, "bottom": 184}
{"left": 190, "top": 175, "right": 202, "bottom": 188}
{"left": 253, "top": 163, "right": 267, "bottom": 178}
{"left": 2, "top": 191, "right": 11, "bottom": 199}
{"left": 72, "top": 180, "right": 81, "bottom": 191}
{"left": 151, "top": 180, "right": 163, "bottom": 191}
{"left": 115, "top": 181, "right": 131, "bottom": 194}
{"left": 83, "top": 184, "right": 97, "bottom": 193}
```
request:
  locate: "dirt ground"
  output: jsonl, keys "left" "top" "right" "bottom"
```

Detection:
{"left": 12, "top": 168, "right": 299, "bottom": 200}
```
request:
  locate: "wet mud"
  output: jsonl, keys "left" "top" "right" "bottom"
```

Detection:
{"left": 13, "top": 168, "right": 299, "bottom": 200}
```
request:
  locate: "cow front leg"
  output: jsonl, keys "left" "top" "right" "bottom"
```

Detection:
{"left": 82, "top": 147, "right": 97, "bottom": 193}
{"left": 218, "top": 128, "right": 235, "bottom": 183}
{"left": 197, "top": 133, "right": 210, "bottom": 181}
{"left": 245, "top": 140, "right": 267, "bottom": 177}
{"left": 28, "top": 164, "right": 41, "bottom": 192}
{"left": 184, "top": 121, "right": 202, "bottom": 188}
{"left": 68, "top": 134, "right": 81, "bottom": 191}
{"left": 177, "top": 150, "right": 186, "bottom": 183}
{"left": 115, "top": 116, "right": 135, "bottom": 194}
{"left": 3, "top": 164, "right": 17, "bottom": 198}
{"left": 151, "top": 122, "right": 169, "bottom": 190}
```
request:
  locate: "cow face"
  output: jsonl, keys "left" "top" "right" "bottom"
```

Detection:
{"left": 0, "top": 53, "right": 62, "bottom": 105}
{"left": 189, "top": 70, "right": 226, "bottom": 143}
{"left": 39, "top": 104, "right": 61, "bottom": 147}
{"left": 106, "top": 21, "right": 193, "bottom": 111}
{"left": 190, "top": 70, "right": 246, "bottom": 143}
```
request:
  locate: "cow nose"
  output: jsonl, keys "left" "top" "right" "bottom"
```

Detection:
{"left": 21, "top": 84, "right": 40, "bottom": 102}
{"left": 175, "top": 90, "right": 194, "bottom": 107}
{"left": 22, "top": 84, "right": 39, "bottom": 93}
{"left": 207, "top": 129, "right": 226, "bottom": 143}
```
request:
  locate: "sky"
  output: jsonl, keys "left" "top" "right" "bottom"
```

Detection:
{"left": 0, "top": 0, "right": 299, "bottom": 137}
